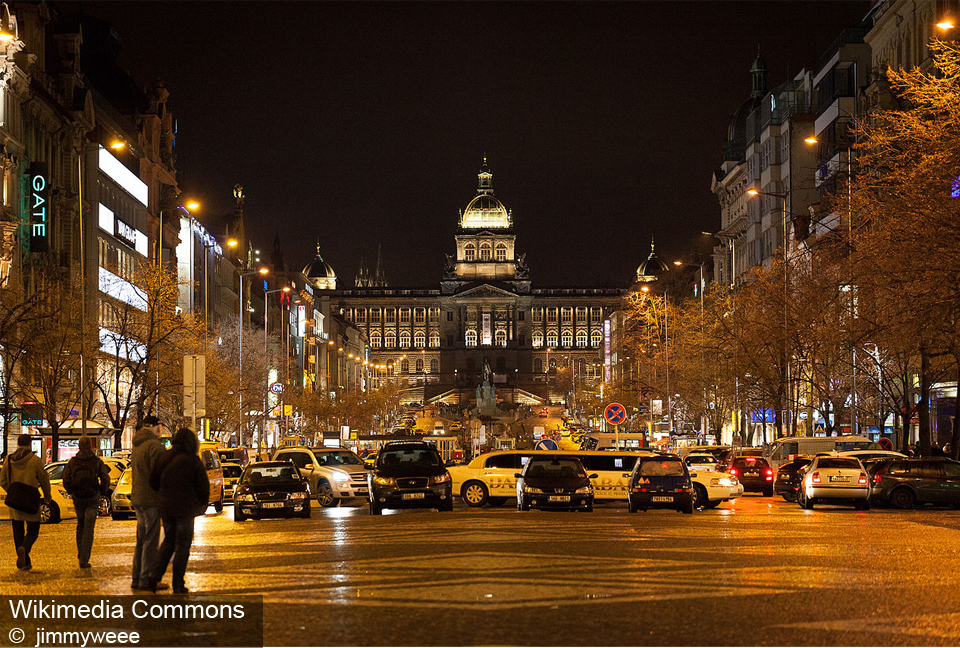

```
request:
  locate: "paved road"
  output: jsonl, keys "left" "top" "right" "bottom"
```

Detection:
{"left": 5, "top": 494, "right": 960, "bottom": 646}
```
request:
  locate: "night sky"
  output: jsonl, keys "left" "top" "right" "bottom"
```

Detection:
{"left": 70, "top": 1, "right": 870, "bottom": 287}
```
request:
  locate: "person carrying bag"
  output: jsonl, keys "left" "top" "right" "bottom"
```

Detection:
{"left": 63, "top": 435, "right": 111, "bottom": 568}
{"left": 1, "top": 434, "right": 52, "bottom": 571}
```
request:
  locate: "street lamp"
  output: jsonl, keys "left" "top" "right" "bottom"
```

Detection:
{"left": 263, "top": 285, "right": 290, "bottom": 447}
{"left": 746, "top": 187, "right": 790, "bottom": 439}
{"left": 237, "top": 266, "right": 268, "bottom": 447}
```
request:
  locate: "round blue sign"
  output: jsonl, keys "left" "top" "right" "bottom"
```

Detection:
{"left": 270, "top": 382, "right": 285, "bottom": 394}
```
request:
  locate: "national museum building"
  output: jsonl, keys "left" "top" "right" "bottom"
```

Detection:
{"left": 307, "top": 161, "right": 625, "bottom": 406}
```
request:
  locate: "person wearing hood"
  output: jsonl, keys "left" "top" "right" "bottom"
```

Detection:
{"left": 0, "top": 434, "right": 52, "bottom": 571}
{"left": 62, "top": 436, "right": 110, "bottom": 568}
{"left": 147, "top": 427, "right": 209, "bottom": 594}
{"left": 130, "top": 415, "right": 168, "bottom": 590}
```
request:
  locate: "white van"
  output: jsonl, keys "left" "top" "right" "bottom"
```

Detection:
{"left": 765, "top": 435, "right": 879, "bottom": 471}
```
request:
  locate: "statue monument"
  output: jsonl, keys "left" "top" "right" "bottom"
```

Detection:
{"left": 476, "top": 358, "right": 497, "bottom": 417}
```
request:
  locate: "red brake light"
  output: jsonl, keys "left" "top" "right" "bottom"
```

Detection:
{"left": 729, "top": 467, "right": 738, "bottom": 476}
{"left": 765, "top": 468, "right": 773, "bottom": 475}
{"left": 873, "top": 471, "right": 882, "bottom": 484}
{"left": 812, "top": 471, "right": 821, "bottom": 484}
{"left": 745, "top": 457, "right": 756, "bottom": 463}
{"left": 858, "top": 473, "right": 867, "bottom": 485}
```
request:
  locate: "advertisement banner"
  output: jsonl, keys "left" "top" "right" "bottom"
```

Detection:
{"left": 482, "top": 313, "right": 491, "bottom": 345}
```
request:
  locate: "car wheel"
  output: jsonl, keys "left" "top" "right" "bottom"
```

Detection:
{"left": 487, "top": 497, "right": 507, "bottom": 507}
{"left": 693, "top": 484, "right": 708, "bottom": 508}
{"left": 890, "top": 487, "right": 915, "bottom": 509}
{"left": 316, "top": 481, "right": 339, "bottom": 508}
{"left": 99, "top": 494, "right": 112, "bottom": 517}
{"left": 39, "top": 500, "right": 61, "bottom": 524}
{"left": 461, "top": 481, "right": 489, "bottom": 507}
{"left": 369, "top": 502, "right": 383, "bottom": 515}
{"left": 214, "top": 493, "right": 224, "bottom": 513}
{"left": 782, "top": 492, "right": 797, "bottom": 503}
{"left": 234, "top": 508, "right": 246, "bottom": 522}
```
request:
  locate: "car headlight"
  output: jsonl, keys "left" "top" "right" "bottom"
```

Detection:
{"left": 432, "top": 473, "right": 451, "bottom": 484}
{"left": 711, "top": 477, "right": 735, "bottom": 487}
{"left": 288, "top": 492, "right": 307, "bottom": 500}
{"left": 524, "top": 486, "right": 543, "bottom": 494}
{"left": 331, "top": 471, "right": 351, "bottom": 483}
{"left": 237, "top": 494, "right": 255, "bottom": 502}
{"left": 575, "top": 486, "right": 593, "bottom": 494}
{"left": 374, "top": 476, "right": 395, "bottom": 486}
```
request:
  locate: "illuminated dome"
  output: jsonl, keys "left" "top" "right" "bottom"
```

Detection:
{"left": 636, "top": 237, "right": 668, "bottom": 282}
{"left": 460, "top": 158, "right": 512, "bottom": 229}
{"left": 303, "top": 239, "right": 337, "bottom": 290}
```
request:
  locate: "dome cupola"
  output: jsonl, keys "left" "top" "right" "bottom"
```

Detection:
{"left": 303, "top": 238, "right": 337, "bottom": 290}
{"left": 460, "top": 157, "right": 512, "bottom": 229}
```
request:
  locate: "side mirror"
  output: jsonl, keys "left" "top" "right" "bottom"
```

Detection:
{"left": 514, "top": 473, "right": 522, "bottom": 479}
{"left": 587, "top": 473, "right": 598, "bottom": 479}
{"left": 304, "top": 462, "right": 315, "bottom": 469}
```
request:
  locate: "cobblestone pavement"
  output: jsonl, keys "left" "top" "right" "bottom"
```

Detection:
{"left": 4, "top": 495, "right": 960, "bottom": 646}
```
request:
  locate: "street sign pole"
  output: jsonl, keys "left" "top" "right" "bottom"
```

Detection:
{"left": 615, "top": 423, "right": 619, "bottom": 452}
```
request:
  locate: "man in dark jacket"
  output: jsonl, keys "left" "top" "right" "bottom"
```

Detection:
{"left": 130, "top": 415, "right": 167, "bottom": 590}
{"left": 147, "top": 428, "right": 209, "bottom": 594}
{"left": 62, "top": 436, "right": 111, "bottom": 568}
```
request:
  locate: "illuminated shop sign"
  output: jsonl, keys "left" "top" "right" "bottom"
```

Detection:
{"left": 29, "top": 162, "right": 49, "bottom": 253}
{"left": 98, "top": 146, "right": 148, "bottom": 206}
{"left": 115, "top": 218, "right": 138, "bottom": 248}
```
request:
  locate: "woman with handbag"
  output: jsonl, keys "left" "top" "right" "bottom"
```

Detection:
{"left": 0, "top": 434, "right": 52, "bottom": 571}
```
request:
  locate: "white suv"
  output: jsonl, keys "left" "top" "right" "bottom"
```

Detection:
{"left": 272, "top": 447, "right": 369, "bottom": 507}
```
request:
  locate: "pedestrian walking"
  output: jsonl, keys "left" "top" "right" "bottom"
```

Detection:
{"left": 147, "top": 428, "right": 209, "bottom": 594}
{"left": 0, "top": 434, "right": 52, "bottom": 571}
{"left": 130, "top": 415, "right": 168, "bottom": 591}
{"left": 62, "top": 435, "right": 110, "bottom": 568}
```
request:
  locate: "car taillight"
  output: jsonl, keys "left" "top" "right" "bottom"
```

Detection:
{"left": 873, "top": 471, "right": 883, "bottom": 485}
{"left": 812, "top": 471, "right": 821, "bottom": 484}
{"left": 858, "top": 473, "right": 867, "bottom": 485}
{"left": 765, "top": 468, "right": 773, "bottom": 481}
{"left": 729, "top": 467, "right": 738, "bottom": 476}
{"left": 745, "top": 457, "right": 756, "bottom": 463}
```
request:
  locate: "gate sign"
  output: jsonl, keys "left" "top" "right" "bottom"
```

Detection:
{"left": 29, "top": 162, "right": 50, "bottom": 253}
{"left": 604, "top": 402, "right": 627, "bottom": 425}
{"left": 270, "top": 382, "right": 285, "bottom": 394}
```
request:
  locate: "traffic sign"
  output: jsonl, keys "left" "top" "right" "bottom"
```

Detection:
{"left": 813, "top": 421, "right": 826, "bottom": 433}
{"left": 604, "top": 402, "right": 627, "bottom": 425}
{"left": 270, "top": 382, "right": 285, "bottom": 394}
{"left": 878, "top": 437, "right": 894, "bottom": 451}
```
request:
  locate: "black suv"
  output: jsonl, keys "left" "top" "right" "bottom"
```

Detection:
{"left": 727, "top": 455, "right": 774, "bottom": 496}
{"left": 627, "top": 454, "right": 695, "bottom": 514}
{"left": 368, "top": 441, "right": 453, "bottom": 514}
{"left": 869, "top": 457, "right": 960, "bottom": 509}
{"left": 774, "top": 456, "right": 813, "bottom": 502}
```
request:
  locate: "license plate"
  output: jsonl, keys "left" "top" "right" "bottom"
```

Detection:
{"left": 651, "top": 496, "right": 674, "bottom": 503}
{"left": 829, "top": 475, "right": 851, "bottom": 482}
{"left": 262, "top": 502, "right": 284, "bottom": 509}
{"left": 548, "top": 495, "right": 571, "bottom": 502}
{"left": 402, "top": 492, "right": 425, "bottom": 500}
{"left": 744, "top": 471, "right": 758, "bottom": 477}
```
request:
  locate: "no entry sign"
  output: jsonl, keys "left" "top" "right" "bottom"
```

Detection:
{"left": 604, "top": 402, "right": 627, "bottom": 425}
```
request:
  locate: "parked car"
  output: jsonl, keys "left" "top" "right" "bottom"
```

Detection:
{"left": 869, "top": 457, "right": 960, "bottom": 509}
{"left": 46, "top": 457, "right": 126, "bottom": 516}
{"left": 234, "top": 462, "right": 311, "bottom": 521}
{"left": 217, "top": 447, "right": 252, "bottom": 467}
{"left": 272, "top": 446, "right": 369, "bottom": 507}
{"left": 798, "top": 455, "right": 870, "bottom": 510}
{"left": 727, "top": 455, "right": 774, "bottom": 496}
{"left": 716, "top": 447, "right": 764, "bottom": 473}
{"left": 774, "top": 456, "right": 813, "bottom": 502}
{"left": 221, "top": 461, "right": 243, "bottom": 502}
{"left": 514, "top": 455, "right": 595, "bottom": 512}
{"left": 678, "top": 445, "right": 731, "bottom": 460}
{"left": 0, "top": 476, "right": 75, "bottom": 524}
{"left": 111, "top": 468, "right": 135, "bottom": 520}
{"left": 368, "top": 441, "right": 453, "bottom": 514}
{"left": 627, "top": 454, "right": 695, "bottom": 514}
{"left": 684, "top": 453, "right": 719, "bottom": 472}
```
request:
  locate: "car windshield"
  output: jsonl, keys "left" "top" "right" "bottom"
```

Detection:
{"left": 245, "top": 466, "right": 298, "bottom": 483}
{"left": 46, "top": 463, "right": 66, "bottom": 480}
{"left": 222, "top": 465, "right": 242, "bottom": 478}
{"left": 315, "top": 450, "right": 363, "bottom": 466}
{"left": 817, "top": 458, "right": 860, "bottom": 470}
{"left": 118, "top": 469, "right": 132, "bottom": 486}
{"left": 639, "top": 460, "right": 685, "bottom": 477}
{"left": 687, "top": 455, "right": 716, "bottom": 464}
{"left": 379, "top": 448, "right": 443, "bottom": 468}
{"left": 525, "top": 459, "right": 585, "bottom": 478}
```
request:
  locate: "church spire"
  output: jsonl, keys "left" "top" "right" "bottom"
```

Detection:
{"left": 477, "top": 156, "right": 493, "bottom": 194}
{"left": 750, "top": 44, "right": 768, "bottom": 99}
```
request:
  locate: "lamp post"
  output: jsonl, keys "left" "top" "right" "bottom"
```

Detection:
{"left": 237, "top": 266, "right": 268, "bottom": 447}
{"left": 747, "top": 187, "right": 790, "bottom": 440}
{"left": 263, "top": 285, "right": 290, "bottom": 448}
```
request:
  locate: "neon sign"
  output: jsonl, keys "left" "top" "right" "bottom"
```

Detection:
{"left": 29, "top": 162, "right": 49, "bottom": 253}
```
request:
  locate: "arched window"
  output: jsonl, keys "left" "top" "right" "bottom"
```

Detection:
{"left": 387, "top": 365, "right": 394, "bottom": 376}
{"left": 415, "top": 358, "right": 423, "bottom": 373}
{"left": 561, "top": 331, "right": 573, "bottom": 347}
{"left": 532, "top": 331, "right": 543, "bottom": 348}
{"left": 429, "top": 333, "right": 440, "bottom": 348}
{"left": 549, "top": 358, "right": 557, "bottom": 369}
{"left": 534, "top": 358, "right": 543, "bottom": 373}
{"left": 385, "top": 331, "right": 396, "bottom": 348}
{"left": 576, "top": 330, "right": 588, "bottom": 347}
{"left": 479, "top": 243, "right": 492, "bottom": 260}
{"left": 495, "top": 330, "right": 507, "bottom": 347}
{"left": 414, "top": 332, "right": 426, "bottom": 348}
{"left": 464, "top": 244, "right": 476, "bottom": 261}
{"left": 430, "top": 358, "right": 439, "bottom": 373}
{"left": 465, "top": 330, "right": 477, "bottom": 347}
{"left": 546, "top": 331, "right": 558, "bottom": 347}
{"left": 400, "top": 332, "right": 411, "bottom": 348}
{"left": 591, "top": 330, "right": 602, "bottom": 347}
{"left": 370, "top": 331, "right": 382, "bottom": 348}
{"left": 495, "top": 243, "right": 507, "bottom": 261}
{"left": 399, "top": 359, "right": 408, "bottom": 373}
